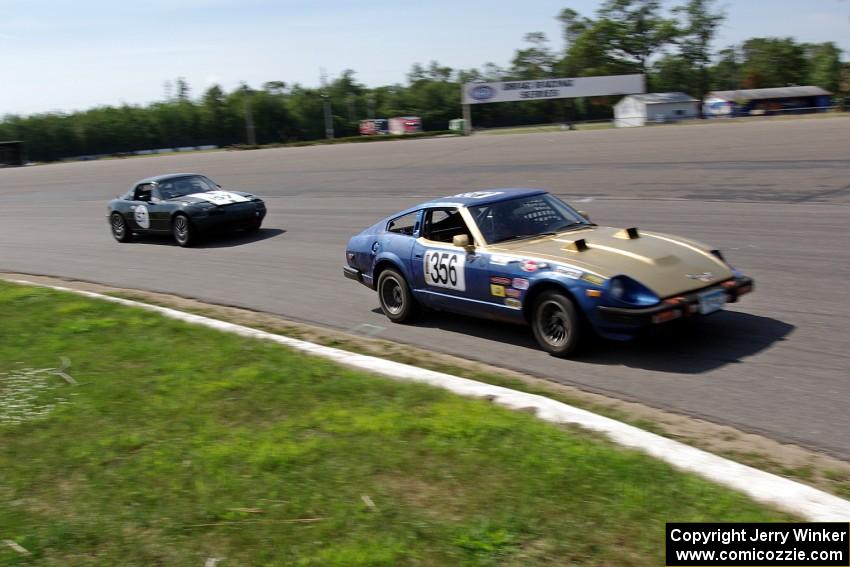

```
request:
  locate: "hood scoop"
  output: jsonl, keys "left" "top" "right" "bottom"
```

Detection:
{"left": 562, "top": 238, "right": 589, "bottom": 252}
{"left": 614, "top": 227, "right": 640, "bottom": 240}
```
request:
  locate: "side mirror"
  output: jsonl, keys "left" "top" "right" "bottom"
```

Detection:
{"left": 577, "top": 210, "right": 590, "bottom": 221}
{"left": 452, "top": 234, "right": 475, "bottom": 253}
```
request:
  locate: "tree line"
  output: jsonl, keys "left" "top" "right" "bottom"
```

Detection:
{"left": 1, "top": 0, "right": 847, "bottom": 163}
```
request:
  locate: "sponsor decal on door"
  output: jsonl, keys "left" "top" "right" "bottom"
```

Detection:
{"left": 132, "top": 205, "right": 150, "bottom": 229}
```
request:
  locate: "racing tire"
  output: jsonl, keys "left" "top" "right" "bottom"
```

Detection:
{"left": 377, "top": 268, "right": 417, "bottom": 323}
{"left": 110, "top": 213, "right": 132, "bottom": 243}
{"left": 172, "top": 214, "right": 196, "bottom": 247}
{"left": 531, "top": 290, "right": 585, "bottom": 357}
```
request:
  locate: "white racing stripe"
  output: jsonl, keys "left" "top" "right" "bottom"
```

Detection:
{"left": 185, "top": 191, "right": 250, "bottom": 205}
{"left": 8, "top": 278, "right": 850, "bottom": 521}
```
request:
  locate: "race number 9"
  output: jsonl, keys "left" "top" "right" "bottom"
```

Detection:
{"left": 423, "top": 250, "right": 466, "bottom": 291}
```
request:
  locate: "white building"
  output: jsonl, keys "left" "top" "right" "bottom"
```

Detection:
{"left": 614, "top": 92, "right": 699, "bottom": 127}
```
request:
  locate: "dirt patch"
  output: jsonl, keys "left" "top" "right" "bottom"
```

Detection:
{"left": 4, "top": 271, "right": 850, "bottom": 500}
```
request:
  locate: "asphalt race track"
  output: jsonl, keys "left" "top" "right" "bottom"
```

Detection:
{"left": 2, "top": 118, "right": 849, "bottom": 458}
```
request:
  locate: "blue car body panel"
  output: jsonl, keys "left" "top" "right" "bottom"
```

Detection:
{"left": 346, "top": 189, "right": 615, "bottom": 333}
{"left": 344, "top": 188, "right": 753, "bottom": 342}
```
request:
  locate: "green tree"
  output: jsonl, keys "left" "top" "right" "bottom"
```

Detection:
{"left": 651, "top": 54, "right": 697, "bottom": 94}
{"left": 200, "top": 85, "right": 230, "bottom": 145}
{"left": 510, "top": 32, "right": 556, "bottom": 79}
{"left": 175, "top": 77, "right": 191, "bottom": 102}
{"left": 804, "top": 42, "right": 842, "bottom": 92}
{"left": 556, "top": 8, "right": 591, "bottom": 48}
{"left": 739, "top": 37, "right": 807, "bottom": 88}
{"left": 596, "top": 0, "right": 679, "bottom": 76}
{"left": 710, "top": 46, "right": 741, "bottom": 90}
{"left": 673, "top": 0, "right": 725, "bottom": 108}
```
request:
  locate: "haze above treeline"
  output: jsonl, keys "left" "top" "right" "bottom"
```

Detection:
{"left": 2, "top": 0, "right": 846, "bottom": 162}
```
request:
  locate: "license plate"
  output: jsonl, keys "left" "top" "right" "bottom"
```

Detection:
{"left": 698, "top": 289, "right": 726, "bottom": 315}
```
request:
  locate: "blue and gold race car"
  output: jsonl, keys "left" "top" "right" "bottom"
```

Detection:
{"left": 343, "top": 189, "right": 753, "bottom": 357}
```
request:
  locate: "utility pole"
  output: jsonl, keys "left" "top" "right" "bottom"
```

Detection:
{"left": 241, "top": 84, "right": 257, "bottom": 145}
{"left": 320, "top": 68, "right": 334, "bottom": 140}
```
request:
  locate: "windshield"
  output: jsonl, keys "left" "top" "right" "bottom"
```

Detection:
{"left": 468, "top": 193, "right": 589, "bottom": 245}
{"left": 157, "top": 175, "right": 219, "bottom": 199}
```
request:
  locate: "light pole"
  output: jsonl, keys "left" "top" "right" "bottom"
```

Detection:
{"left": 241, "top": 84, "right": 257, "bottom": 145}
{"left": 320, "top": 68, "right": 334, "bottom": 140}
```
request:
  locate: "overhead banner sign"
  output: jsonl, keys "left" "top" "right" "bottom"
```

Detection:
{"left": 462, "top": 74, "right": 645, "bottom": 105}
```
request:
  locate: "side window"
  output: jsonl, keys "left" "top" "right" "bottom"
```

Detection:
{"left": 134, "top": 183, "right": 153, "bottom": 202}
{"left": 386, "top": 211, "right": 418, "bottom": 236}
{"left": 422, "top": 208, "right": 472, "bottom": 243}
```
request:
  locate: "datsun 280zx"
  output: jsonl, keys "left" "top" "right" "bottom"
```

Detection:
{"left": 107, "top": 173, "right": 266, "bottom": 247}
{"left": 343, "top": 189, "right": 753, "bottom": 357}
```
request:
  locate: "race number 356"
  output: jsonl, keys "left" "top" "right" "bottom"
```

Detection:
{"left": 424, "top": 250, "right": 466, "bottom": 291}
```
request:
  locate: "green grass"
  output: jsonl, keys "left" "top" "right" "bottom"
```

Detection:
{"left": 104, "top": 289, "right": 850, "bottom": 502}
{"left": 226, "top": 130, "right": 456, "bottom": 150}
{"left": 479, "top": 123, "right": 613, "bottom": 135}
{"left": 0, "top": 282, "right": 789, "bottom": 566}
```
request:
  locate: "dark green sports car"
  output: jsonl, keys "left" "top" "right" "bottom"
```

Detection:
{"left": 107, "top": 173, "right": 266, "bottom": 246}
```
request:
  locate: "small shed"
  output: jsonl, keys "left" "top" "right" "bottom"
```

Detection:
{"left": 614, "top": 92, "right": 699, "bottom": 127}
{"left": 704, "top": 86, "right": 833, "bottom": 117}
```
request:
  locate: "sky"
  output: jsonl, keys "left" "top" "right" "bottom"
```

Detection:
{"left": 1, "top": 0, "right": 848, "bottom": 116}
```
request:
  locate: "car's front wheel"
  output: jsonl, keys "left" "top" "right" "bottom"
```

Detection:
{"left": 110, "top": 212, "right": 131, "bottom": 243}
{"left": 172, "top": 214, "right": 196, "bottom": 247}
{"left": 531, "top": 290, "right": 585, "bottom": 357}
{"left": 377, "top": 268, "right": 417, "bottom": 323}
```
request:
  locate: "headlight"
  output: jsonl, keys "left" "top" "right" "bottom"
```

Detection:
{"left": 609, "top": 278, "right": 625, "bottom": 299}
{"left": 607, "top": 276, "right": 659, "bottom": 306}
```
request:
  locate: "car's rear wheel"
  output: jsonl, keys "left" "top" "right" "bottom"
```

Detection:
{"left": 110, "top": 213, "right": 131, "bottom": 242}
{"left": 172, "top": 214, "right": 196, "bottom": 247}
{"left": 531, "top": 290, "right": 585, "bottom": 357}
{"left": 377, "top": 268, "right": 417, "bottom": 323}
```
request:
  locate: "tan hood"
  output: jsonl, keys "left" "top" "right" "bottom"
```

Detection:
{"left": 490, "top": 226, "right": 733, "bottom": 298}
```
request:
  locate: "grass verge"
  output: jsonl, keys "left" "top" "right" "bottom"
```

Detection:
{"left": 91, "top": 285, "right": 850, "bottom": 503}
{"left": 229, "top": 130, "right": 456, "bottom": 149}
{"left": 478, "top": 123, "right": 613, "bottom": 135}
{"left": 0, "top": 280, "right": 791, "bottom": 565}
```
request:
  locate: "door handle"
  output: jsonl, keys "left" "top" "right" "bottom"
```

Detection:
{"left": 371, "top": 241, "right": 379, "bottom": 253}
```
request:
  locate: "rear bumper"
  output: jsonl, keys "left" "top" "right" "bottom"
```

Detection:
{"left": 596, "top": 276, "right": 754, "bottom": 326}
{"left": 343, "top": 266, "right": 361, "bottom": 282}
{"left": 343, "top": 266, "right": 375, "bottom": 289}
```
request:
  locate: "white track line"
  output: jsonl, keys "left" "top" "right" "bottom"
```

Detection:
{"left": 11, "top": 279, "right": 850, "bottom": 521}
